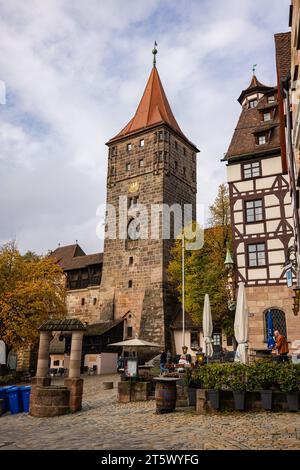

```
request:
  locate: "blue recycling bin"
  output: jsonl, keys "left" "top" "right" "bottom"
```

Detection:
{"left": 7, "top": 386, "right": 21, "bottom": 414}
{"left": 0, "top": 386, "right": 14, "bottom": 413}
{"left": 20, "top": 386, "right": 31, "bottom": 412}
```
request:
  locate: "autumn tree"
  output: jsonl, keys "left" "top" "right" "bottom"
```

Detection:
{"left": 168, "top": 184, "right": 234, "bottom": 335}
{"left": 0, "top": 242, "right": 67, "bottom": 351}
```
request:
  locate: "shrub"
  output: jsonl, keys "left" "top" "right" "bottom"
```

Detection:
{"left": 223, "top": 363, "right": 247, "bottom": 391}
{"left": 277, "top": 363, "right": 300, "bottom": 393}
{"left": 246, "top": 360, "right": 278, "bottom": 391}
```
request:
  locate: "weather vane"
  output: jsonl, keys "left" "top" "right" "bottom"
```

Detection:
{"left": 252, "top": 64, "right": 258, "bottom": 75}
{"left": 152, "top": 41, "right": 158, "bottom": 67}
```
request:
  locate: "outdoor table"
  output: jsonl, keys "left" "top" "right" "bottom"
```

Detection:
{"left": 153, "top": 377, "right": 181, "bottom": 414}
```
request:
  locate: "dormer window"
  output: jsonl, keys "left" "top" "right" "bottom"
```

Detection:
{"left": 249, "top": 99, "right": 258, "bottom": 109}
{"left": 258, "top": 134, "right": 267, "bottom": 145}
{"left": 263, "top": 112, "right": 271, "bottom": 122}
{"left": 267, "top": 95, "right": 275, "bottom": 104}
{"left": 127, "top": 143, "right": 132, "bottom": 152}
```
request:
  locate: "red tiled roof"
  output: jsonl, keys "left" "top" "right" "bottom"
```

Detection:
{"left": 225, "top": 85, "right": 280, "bottom": 160}
{"left": 238, "top": 75, "right": 273, "bottom": 104}
{"left": 274, "top": 32, "right": 291, "bottom": 84}
{"left": 49, "top": 244, "right": 103, "bottom": 270}
{"left": 108, "top": 66, "right": 198, "bottom": 150}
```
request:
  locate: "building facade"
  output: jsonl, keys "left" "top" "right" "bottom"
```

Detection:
{"left": 97, "top": 62, "right": 199, "bottom": 348}
{"left": 224, "top": 71, "right": 300, "bottom": 351}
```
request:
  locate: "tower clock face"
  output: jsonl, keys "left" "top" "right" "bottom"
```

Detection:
{"left": 127, "top": 219, "right": 141, "bottom": 240}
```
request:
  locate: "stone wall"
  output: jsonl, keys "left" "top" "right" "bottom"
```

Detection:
{"left": 97, "top": 125, "right": 197, "bottom": 349}
{"left": 246, "top": 285, "right": 300, "bottom": 350}
{"left": 66, "top": 286, "right": 100, "bottom": 324}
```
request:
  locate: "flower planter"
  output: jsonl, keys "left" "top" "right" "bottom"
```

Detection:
{"left": 286, "top": 392, "right": 299, "bottom": 412}
{"left": 208, "top": 390, "right": 220, "bottom": 410}
{"left": 188, "top": 388, "right": 196, "bottom": 407}
{"left": 233, "top": 391, "right": 245, "bottom": 411}
{"left": 260, "top": 390, "right": 273, "bottom": 411}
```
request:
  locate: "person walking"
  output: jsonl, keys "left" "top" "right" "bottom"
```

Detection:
{"left": 273, "top": 330, "right": 289, "bottom": 362}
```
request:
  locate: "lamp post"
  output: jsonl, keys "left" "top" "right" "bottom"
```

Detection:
{"left": 224, "top": 246, "right": 236, "bottom": 311}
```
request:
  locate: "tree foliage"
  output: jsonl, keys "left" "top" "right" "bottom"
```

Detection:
{"left": 168, "top": 184, "right": 234, "bottom": 335}
{"left": 0, "top": 242, "right": 67, "bottom": 350}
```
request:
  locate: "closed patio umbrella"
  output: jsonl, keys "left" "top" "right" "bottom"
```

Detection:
{"left": 234, "top": 282, "right": 249, "bottom": 364}
{"left": 203, "top": 294, "right": 214, "bottom": 358}
{"left": 267, "top": 310, "right": 275, "bottom": 349}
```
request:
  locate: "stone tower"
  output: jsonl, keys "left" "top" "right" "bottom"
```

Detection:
{"left": 98, "top": 55, "right": 199, "bottom": 348}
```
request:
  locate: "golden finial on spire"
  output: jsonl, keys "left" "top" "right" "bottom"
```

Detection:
{"left": 152, "top": 41, "right": 158, "bottom": 67}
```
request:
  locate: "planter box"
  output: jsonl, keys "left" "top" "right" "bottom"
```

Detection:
{"left": 196, "top": 389, "right": 298, "bottom": 413}
{"left": 233, "top": 391, "right": 245, "bottom": 411}
{"left": 207, "top": 390, "right": 220, "bottom": 410}
{"left": 260, "top": 390, "right": 272, "bottom": 411}
{"left": 286, "top": 392, "right": 299, "bottom": 412}
{"left": 187, "top": 388, "right": 196, "bottom": 407}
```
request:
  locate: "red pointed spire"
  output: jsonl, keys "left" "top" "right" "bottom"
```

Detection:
{"left": 109, "top": 67, "right": 186, "bottom": 143}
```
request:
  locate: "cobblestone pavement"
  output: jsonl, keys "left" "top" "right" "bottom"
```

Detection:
{"left": 1, "top": 375, "right": 300, "bottom": 450}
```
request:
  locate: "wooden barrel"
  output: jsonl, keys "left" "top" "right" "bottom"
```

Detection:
{"left": 155, "top": 380, "right": 177, "bottom": 413}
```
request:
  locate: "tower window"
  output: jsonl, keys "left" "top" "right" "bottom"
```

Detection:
{"left": 129, "top": 256, "right": 133, "bottom": 265}
{"left": 192, "top": 171, "right": 196, "bottom": 182}
{"left": 263, "top": 112, "right": 271, "bottom": 122}
{"left": 174, "top": 141, "right": 178, "bottom": 150}
{"left": 243, "top": 161, "right": 260, "bottom": 179}
{"left": 128, "top": 196, "right": 138, "bottom": 208}
{"left": 158, "top": 131, "right": 164, "bottom": 141}
{"left": 139, "top": 139, "right": 145, "bottom": 147}
{"left": 111, "top": 166, "right": 116, "bottom": 176}
{"left": 127, "top": 143, "right": 132, "bottom": 152}
{"left": 111, "top": 146, "right": 117, "bottom": 156}
{"left": 81, "top": 298, "right": 85, "bottom": 306}
{"left": 126, "top": 162, "right": 131, "bottom": 171}
{"left": 245, "top": 199, "right": 263, "bottom": 223}
{"left": 258, "top": 134, "right": 267, "bottom": 145}
{"left": 249, "top": 99, "right": 258, "bottom": 108}
{"left": 93, "top": 298, "right": 97, "bottom": 306}
{"left": 183, "top": 167, "right": 186, "bottom": 176}
{"left": 128, "top": 280, "right": 133, "bottom": 288}
{"left": 247, "top": 243, "right": 266, "bottom": 267}
{"left": 139, "top": 159, "right": 144, "bottom": 167}
{"left": 183, "top": 147, "right": 186, "bottom": 156}
{"left": 174, "top": 161, "right": 178, "bottom": 171}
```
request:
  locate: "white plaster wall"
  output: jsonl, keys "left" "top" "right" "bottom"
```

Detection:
{"left": 261, "top": 157, "right": 282, "bottom": 176}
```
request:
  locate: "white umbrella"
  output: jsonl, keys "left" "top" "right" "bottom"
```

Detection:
{"left": 234, "top": 282, "right": 249, "bottom": 364}
{"left": 203, "top": 294, "right": 214, "bottom": 358}
{"left": 108, "top": 338, "right": 160, "bottom": 348}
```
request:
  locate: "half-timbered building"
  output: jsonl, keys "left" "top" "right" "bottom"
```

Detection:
{"left": 224, "top": 74, "right": 300, "bottom": 351}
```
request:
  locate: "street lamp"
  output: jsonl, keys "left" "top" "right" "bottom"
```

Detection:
{"left": 224, "top": 246, "right": 236, "bottom": 311}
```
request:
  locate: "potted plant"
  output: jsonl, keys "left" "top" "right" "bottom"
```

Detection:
{"left": 277, "top": 364, "right": 300, "bottom": 412}
{"left": 201, "top": 364, "right": 224, "bottom": 410}
{"left": 247, "top": 361, "right": 276, "bottom": 411}
{"left": 226, "top": 363, "right": 247, "bottom": 411}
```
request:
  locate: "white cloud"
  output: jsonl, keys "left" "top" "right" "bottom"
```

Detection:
{"left": 0, "top": 0, "right": 290, "bottom": 254}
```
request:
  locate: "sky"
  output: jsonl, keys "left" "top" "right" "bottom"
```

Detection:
{"left": 0, "top": 0, "right": 291, "bottom": 255}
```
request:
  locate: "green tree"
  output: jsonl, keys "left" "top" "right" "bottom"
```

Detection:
{"left": 0, "top": 241, "right": 67, "bottom": 350}
{"left": 168, "top": 184, "right": 234, "bottom": 335}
